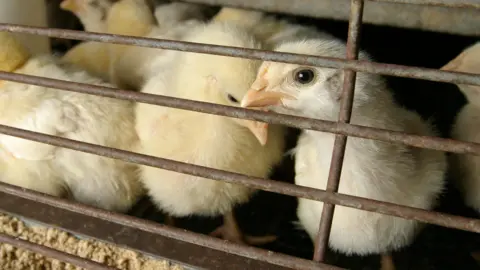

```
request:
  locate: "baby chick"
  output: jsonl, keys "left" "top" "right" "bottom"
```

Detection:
{"left": 135, "top": 21, "right": 286, "bottom": 245}
{"left": 241, "top": 38, "right": 447, "bottom": 269}
{"left": 109, "top": 1, "right": 207, "bottom": 90}
{"left": 105, "top": 0, "right": 156, "bottom": 88}
{"left": 212, "top": 7, "right": 323, "bottom": 50}
{"left": 0, "top": 31, "right": 143, "bottom": 213}
{"left": 442, "top": 43, "right": 480, "bottom": 263}
{"left": 442, "top": 42, "right": 480, "bottom": 214}
{"left": 60, "top": 0, "right": 113, "bottom": 32}
{"left": 60, "top": 0, "right": 115, "bottom": 81}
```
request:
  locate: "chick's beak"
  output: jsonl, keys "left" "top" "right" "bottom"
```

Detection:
{"left": 60, "top": 0, "right": 79, "bottom": 12}
{"left": 243, "top": 119, "right": 269, "bottom": 146}
{"left": 241, "top": 78, "right": 294, "bottom": 108}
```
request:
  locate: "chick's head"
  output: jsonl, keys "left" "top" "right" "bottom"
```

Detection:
{"left": 171, "top": 22, "right": 269, "bottom": 145}
{"left": 60, "top": 0, "right": 112, "bottom": 23}
{"left": 0, "top": 32, "right": 30, "bottom": 74}
{"left": 240, "top": 38, "right": 380, "bottom": 120}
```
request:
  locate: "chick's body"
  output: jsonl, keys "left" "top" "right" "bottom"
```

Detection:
{"left": 443, "top": 42, "right": 480, "bottom": 213}
{"left": 60, "top": 0, "right": 114, "bottom": 81}
{"left": 295, "top": 103, "right": 445, "bottom": 255}
{"left": 110, "top": 2, "right": 207, "bottom": 90}
{"left": 136, "top": 22, "right": 285, "bottom": 243}
{"left": 241, "top": 38, "right": 446, "bottom": 266}
{"left": 0, "top": 54, "right": 143, "bottom": 212}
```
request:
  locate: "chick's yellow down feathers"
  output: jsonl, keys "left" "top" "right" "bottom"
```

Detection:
{"left": 0, "top": 32, "right": 143, "bottom": 212}
{"left": 0, "top": 31, "right": 30, "bottom": 73}
{"left": 60, "top": 0, "right": 115, "bottom": 80}
{"left": 136, "top": 21, "right": 286, "bottom": 245}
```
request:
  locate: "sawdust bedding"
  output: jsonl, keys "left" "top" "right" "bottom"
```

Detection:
{"left": 0, "top": 213, "right": 184, "bottom": 270}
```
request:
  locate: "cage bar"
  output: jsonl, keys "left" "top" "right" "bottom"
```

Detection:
{"left": 178, "top": 0, "right": 480, "bottom": 11}
{"left": 0, "top": 0, "right": 478, "bottom": 269}
{"left": 0, "top": 125, "right": 479, "bottom": 234}
{"left": 0, "top": 24, "right": 480, "bottom": 86}
{"left": 0, "top": 182, "right": 342, "bottom": 270}
{"left": 313, "top": 0, "right": 365, "bottom": 261}
{"left": 1, "top": 71, "right": 480, "bottom": 157}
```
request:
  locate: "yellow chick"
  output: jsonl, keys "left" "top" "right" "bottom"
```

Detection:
{"left": 109, "top": 1, "right": 206, "bottom": 90}
{"left": 60, "top": 0, "right": 115, "bottom": 81}
{"left": 106, "top": 0, "right": 156, "bottom": 88}
{"left": 241, "top": 38, "right": 447, "bottom": 269}
{"left": 60, "top": 0, "right": 114, "bottom": 32}
{"left": 135, "top": 21, "right": 286, "bottom": 245}
{"left": 0, "top": 31, "right": 143, "bottom": 212}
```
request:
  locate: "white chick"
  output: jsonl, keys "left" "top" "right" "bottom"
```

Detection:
{"left": 442, "top": 42, "right": 480, "bottom": 213}
{"left": 241, "top": 38, "right": 447, "bottom": 269}
{"left": 212, "top": 7, "right": 325, "bottom": 50}
{"left": 442, "top": 43, "right": 480, "bottom": 265}
{"left": 0, "top": 31, "right": 143, "bottom": 213}
{"left": 135, "top": 21, "right": 286, "bottom": 245}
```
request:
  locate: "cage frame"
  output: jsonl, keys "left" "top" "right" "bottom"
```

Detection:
{"left": 0, "top": 0, "right": 479, "bottom": 269}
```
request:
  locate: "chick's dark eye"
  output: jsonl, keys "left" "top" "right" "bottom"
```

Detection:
{"left": 294, "top": 69, "right": 316, "bottom": 84}
{"left": 227, "top": 94, "right": 239, "bottom": 103}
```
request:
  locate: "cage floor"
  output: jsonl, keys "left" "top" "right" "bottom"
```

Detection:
{"left": 0, "top": 213, "right": 184, "bottom": 270}
{"left": 120, "top": 16, "right": 480, "bottom": 270}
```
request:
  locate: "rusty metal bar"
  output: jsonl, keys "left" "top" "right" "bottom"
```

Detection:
{"left": 1, "top": 71, "right": 480, "bottom": 156}
{"left": 0, "top": 183, "right": 342, "bottom": 270}
{"left": 1, "top": 24, "right": 480, "bottom": 86}
{"left": 0, "top": 125, "right": 479, "bottom": 233}
{"left": 313, "top": 0, "right": 365, "bottom": 262}
{"left": 178, "top": 0, "right": 480, "bottom": 9}
{"left": 0, "top": 232, "right": 116, "bottom": 270}
{"left": 178, "top": 0, "right": 480, "bottom": 36}
{"left": 369, "top": 0, "right": 480, "bottom": 8}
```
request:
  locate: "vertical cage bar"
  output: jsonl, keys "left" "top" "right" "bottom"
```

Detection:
{"left": 313, "top": 0, "right": 365, "bottom": 262}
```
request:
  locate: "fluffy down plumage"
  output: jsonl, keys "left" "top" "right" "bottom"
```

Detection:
{"left": 135, "top": 22, "right": 286, "bottom": 243}
{"left": 241, "top": 37, "right": 446, "bottom": 262}
{"left": 442, "top": 42, "right": 480, "bottom": 213}
{"left": 0, "top": 43, "right": 143, "bottom": 212}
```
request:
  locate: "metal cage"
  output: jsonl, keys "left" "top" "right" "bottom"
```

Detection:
{"left": 0, "top": 0, "right": 479, "bottom": 269}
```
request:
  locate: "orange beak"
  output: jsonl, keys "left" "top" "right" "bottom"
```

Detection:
{"left": 243, "top": 118, "right": 269, "bottom": 146}
{"left": 241, "top": 77, "right": 296, "bottom": 108}
{"left": 60, "top": 0, "right": 80, "bottom": 13}
{"left": 239, "top": 76, "right": 295, "bottom": 146}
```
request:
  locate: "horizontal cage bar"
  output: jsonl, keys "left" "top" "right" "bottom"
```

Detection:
{"left": 177, "top": 0, "right": 480, "bottom": 10}
{"left": 0, "top": 183, "right": 342, "bottom": 270}
{"left": 0, "top": 24, "right": 480, "bottom": 86}
{"left": 0, "top": 71, "right": 479, "bottom": 156}
{"left": 0, "top": 124, "right": 478, "bottom": 234}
